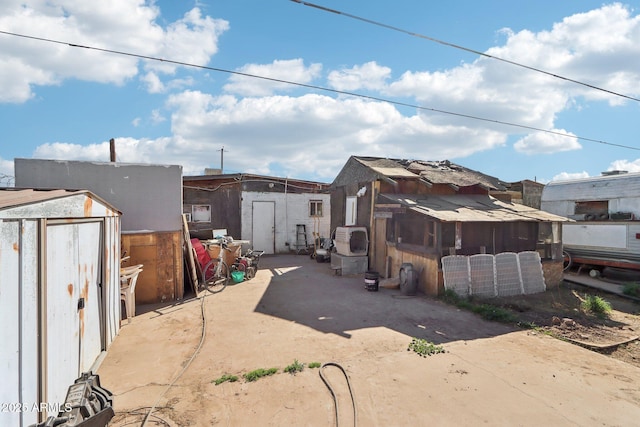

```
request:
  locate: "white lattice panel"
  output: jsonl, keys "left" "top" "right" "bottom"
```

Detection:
{"left": 495, "top": 252, "right": 524, "bottom": 296}
{"left": 469, "top": 254, "right": 496, "bottom": 297}
{"left": 442, "top": 255, "right": 471, "bottom": 297}
{"left": 519, "top": 251, "right": 546, "bottom": 294}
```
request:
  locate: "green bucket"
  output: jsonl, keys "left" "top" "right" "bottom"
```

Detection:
{"left": 231, "top": 271, "right": 245, "bottom": 283}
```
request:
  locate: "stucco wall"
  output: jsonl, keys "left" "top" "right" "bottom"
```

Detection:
{"left": 15, "top": 158, "right": 182, "bottom": 232}
{"left": 241, "top": 191, "right": 330, "bottom": 253}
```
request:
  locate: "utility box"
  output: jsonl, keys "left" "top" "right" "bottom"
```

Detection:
{"left": 331, "top": 253, "right": 368, "bottom": 275}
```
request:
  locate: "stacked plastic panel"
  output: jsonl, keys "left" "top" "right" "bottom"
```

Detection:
{"left": 469, "top": 254, "right": 497, "bottom": 298}
{"left": 441, "top": 255, "right": 471, "bottom": 297}
{"left": 495, "top": 252, "right": 524, "bottom": 297}
{"left": 442, "top": 251, "right": 546, "bottom": 297}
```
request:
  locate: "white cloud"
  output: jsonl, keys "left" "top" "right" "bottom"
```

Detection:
{"left": 327, "top": 61, "right": 391, "bottom": 91}
{"left": 606, "top": 159, "right": 640, "bottom": 173}
{"left": 551, "top": 171, "right": 590, "bottom": 182}
{"left": 223, "top": 59, "right": 322, "bottom": 96}
{"left": 0, "top": 1, "right": 228, "bottom": 103}
{"left": 514, "top": 130, "right": 581, "bottom": 154}
{"left": 141, "top": 72, "right": 165, "bottom": 94}
{"left": 132, "top": 117, "right": 141, "bottom": 127}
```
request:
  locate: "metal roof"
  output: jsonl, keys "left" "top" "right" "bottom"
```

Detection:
{"left": 354, "top": 157, "right": 507, "bottom": 190}
{"left": 0, "top": 188, "right": 117, "bottom": 211}
{"left": 380, "top": 193, "right": 570, "bottom": 222}
{"left": 542, "top": 172, "right": 640, "bottom": 202}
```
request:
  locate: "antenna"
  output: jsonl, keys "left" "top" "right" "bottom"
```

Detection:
{"left": 218, "top": 146, "right": 226, "bottom": 173}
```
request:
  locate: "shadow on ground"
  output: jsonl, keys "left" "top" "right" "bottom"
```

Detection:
{"left": 253, "top": 254, "right": 515, "bottom": 344}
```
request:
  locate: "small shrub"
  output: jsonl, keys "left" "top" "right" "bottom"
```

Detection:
{"left": 581, "top": 295, "right": 611, "bottom": 316}
{"left": 213, "top": 374, "right": 238, "bottom": 385}
{"left": 307, "top": 362, "right": 321, "bottom": 369}
{"left": 407, "top": 338, "right": 445, "bottom": 357}
{"left": 244, "top": 368, "right": 278, "bottom": 382}
{"left": 284, "top": 359, "right": 304, "bottom": 375}
{"left": 622, "top": 282, "right": 640, "bottom": 297}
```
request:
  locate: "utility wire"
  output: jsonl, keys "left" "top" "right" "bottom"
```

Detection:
{"left": 291, "top": 0, "right": 640, "bottom": 104}
{"left": 0, "top": 29, "right": 638, "bottom": 151}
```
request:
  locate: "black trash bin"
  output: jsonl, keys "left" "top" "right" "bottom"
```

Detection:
{"left": 365, "top": 271, "right": 379, "bottom": 291}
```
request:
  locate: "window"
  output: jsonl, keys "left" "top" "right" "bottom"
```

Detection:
{"left": 310, "top": 200, "right": 323, "bottom": 217}
{"left": 192, "top": 205, "right": 211, "bottom": 223}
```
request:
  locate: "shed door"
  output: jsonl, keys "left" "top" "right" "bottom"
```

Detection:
{"left": 45, "top": 221, "right": 103, "bottom": 406}
{"left": 252, "top": 201, "right": 275, "bottom": 254}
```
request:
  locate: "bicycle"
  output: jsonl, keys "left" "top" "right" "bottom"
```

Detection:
{"left": 202, "top": 237, "right": 231, "bottom": 293}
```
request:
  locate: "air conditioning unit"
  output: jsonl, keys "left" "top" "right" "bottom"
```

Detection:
{"left": 334, "top": 226, "right": 369, "bottom": 256}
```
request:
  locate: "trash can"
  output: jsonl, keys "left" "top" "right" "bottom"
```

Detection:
{"left": 365, "top": 271, "right": 379, "bottom": 292}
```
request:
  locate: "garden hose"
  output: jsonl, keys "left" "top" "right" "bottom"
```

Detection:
{"left": 319, "top": 362, "right": 357, "bottom": 427}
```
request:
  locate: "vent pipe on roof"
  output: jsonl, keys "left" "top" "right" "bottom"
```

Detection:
{"left": 109, "top": 138, "right": 116, "bottom": 162}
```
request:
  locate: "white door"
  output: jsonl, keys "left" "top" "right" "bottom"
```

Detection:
{"left": 45, "top": 221, "right": 103, "bottom": 406}
{"left": 252, "top": 201, "right": 275, "bottom": 254}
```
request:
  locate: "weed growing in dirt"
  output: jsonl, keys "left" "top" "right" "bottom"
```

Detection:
{"left": 440, "top": 289, "right": 517, "bottom": 323}
{"left": 284, "top": 359, "right": 304, "bottom": 375}
{"left": 581, "top": 295, "right": 612, "bottom": 317}
{"left": 308, "top": 362, "right": 321, "bottom": 369}
{"left": 244, "top": 368, "right": 278, "bottom": 382}
{"left": 213, "top": 374, "right": 239, "bottom": 385}
{"left": 408, "top": 338, "right": 445, "bottom": 357}
{"left": 622, "top": 282, "right": 640, "bottom": 298}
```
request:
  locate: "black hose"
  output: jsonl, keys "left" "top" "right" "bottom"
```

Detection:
{"left": 319, "top": 362, "right": 357, "bottom": 427}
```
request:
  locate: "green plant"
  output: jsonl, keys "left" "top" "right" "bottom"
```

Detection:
{"left": 243, "top": 368, "right": 278, "bottom": 382}
{"left": 439, "top": 290, "right": 517, "bottom": 323}
{"left": 284, "top": 359, "right": 304, "bottom": 374}
{"left": 307, "top": 362, "right": 321, "bottom": 369}
{"left": 407, "top": 338, "right": 445, "bottom": 357}
{"left": 213, "top": 374, "right": 238, "bottom": 385}
{"left": 622, "top": 282, "right": 640, "bottom": 297}
{"left": 581, "top": 295, "right": 612, "bottom": 316}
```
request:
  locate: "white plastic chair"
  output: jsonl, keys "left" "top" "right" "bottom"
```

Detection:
{"left": 120, "top": 264, "right": 143, "bottom": 324}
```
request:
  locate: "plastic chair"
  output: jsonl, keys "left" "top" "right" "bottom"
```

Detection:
{"left": 120, "top": 264, "right": 143, "bottom": 324}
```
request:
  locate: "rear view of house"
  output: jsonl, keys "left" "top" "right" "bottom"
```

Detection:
{"left": 332, "top": 156, "right": 568, "bottom": 295}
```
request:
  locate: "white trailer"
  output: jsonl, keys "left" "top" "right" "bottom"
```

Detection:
{"left": 541, "top": 172, "right": 640, "bottom": 270}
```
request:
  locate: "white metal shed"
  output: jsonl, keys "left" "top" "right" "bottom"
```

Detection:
{"left": 0, "top": 188, "right": 121, "bottom": 426}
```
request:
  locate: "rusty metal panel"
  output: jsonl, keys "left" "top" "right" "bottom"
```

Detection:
{"left": 45, "top": 221, "right": 103, "bottom": 406}
{"left": 0, "top": 220, "right": 22, "bottom": 426}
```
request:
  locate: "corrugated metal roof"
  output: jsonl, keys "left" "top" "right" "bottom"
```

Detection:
{"left": 354, "top": 157, "right": 418, "bottom": 178}
{"left": 353, "top": 157, "right": 507, "bottom": 189}
{"left": 380, "top": 193, "right": 569, "bottom": 222}
{"left": 542, "top": 172, "right": 640, "bottom": 202}
{"left": 0, "top": 188, "right": 116, "bottom": 211}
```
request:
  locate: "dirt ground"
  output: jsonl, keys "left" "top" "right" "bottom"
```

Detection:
{"left": 97, "top": 254, "right": 640, "bottom": 426}
{"left": 479, "top": 277, "right": 640, "bottom": 368}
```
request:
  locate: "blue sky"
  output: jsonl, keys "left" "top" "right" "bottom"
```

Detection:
{"left": 1, "top": 1, "right": 639, "bottom": 186}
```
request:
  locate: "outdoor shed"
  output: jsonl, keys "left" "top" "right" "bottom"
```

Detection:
{"left": 183, "top": 173, "right": 331, "bottom": 254}
{"left": 0, "top": 188, "right": 121, "bottom": 426}
{"left": 331, "top": 156, "right": 568, "bottom": 295}
{"left": 14, "top": 158, "right": 184, "bottom": 304}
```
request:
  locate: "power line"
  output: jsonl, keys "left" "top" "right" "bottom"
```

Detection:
{"left": 290, "top": 0, "right": 640, "bottom": 104}
{"left": 0, "top": 29, "right": 638, "bottom": 152}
